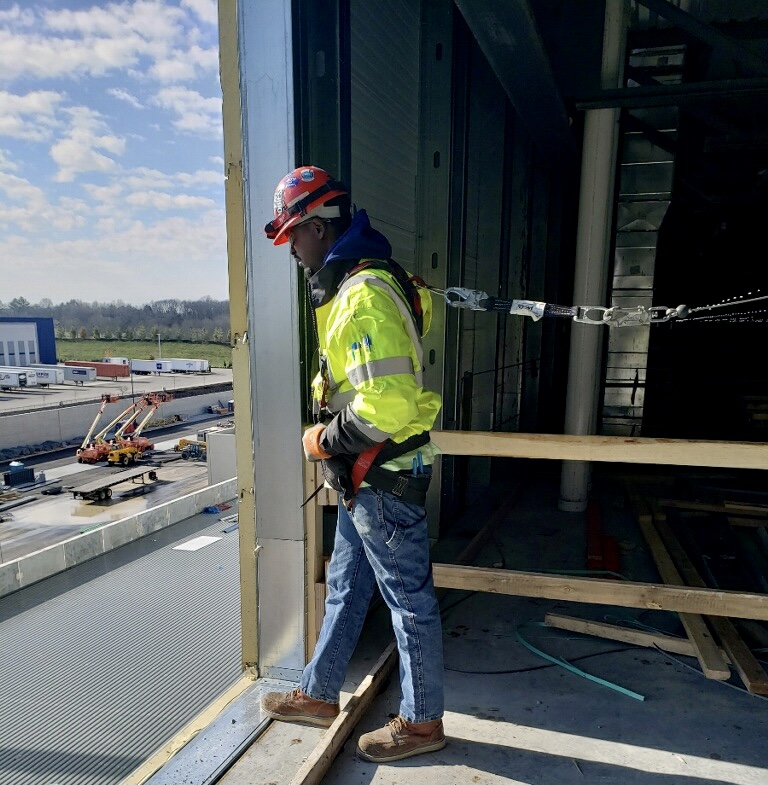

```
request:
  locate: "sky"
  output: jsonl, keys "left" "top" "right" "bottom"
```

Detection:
{"left": 0, "top": 0, "right": 229, "bottom": 305}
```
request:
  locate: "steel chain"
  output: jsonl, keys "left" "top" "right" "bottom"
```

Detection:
{"left": 419, "top": 284, "right": 768, "bottom": 328}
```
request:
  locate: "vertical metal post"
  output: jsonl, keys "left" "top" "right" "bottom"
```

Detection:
{"left": 218, "top": 0, "right": 259, "bottom": 670}
{"left": 225, "top": 0, "right": 307, "bottom": 681}
{"left": 558, "top": 0, "right": 628, "bottom": 512}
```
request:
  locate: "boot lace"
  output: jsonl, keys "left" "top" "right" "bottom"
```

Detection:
{"left": 388, "top": 715, "right": 408, "bottom": 736}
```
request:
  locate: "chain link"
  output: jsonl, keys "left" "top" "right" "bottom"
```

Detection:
{"left": 417, "top": 282, "right": 768, "bottom": 328}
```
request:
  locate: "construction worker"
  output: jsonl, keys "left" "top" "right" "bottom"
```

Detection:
{"left": 261, "top": 166, "right": 446, "bottom": 762}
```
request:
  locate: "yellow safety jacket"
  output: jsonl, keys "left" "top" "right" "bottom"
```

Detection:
{"left": 312, "top": 261, "right": 441, "bottom": 473}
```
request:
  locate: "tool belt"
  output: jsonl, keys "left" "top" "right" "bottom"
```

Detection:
{"left": 321, "top": 431, "right": 432, "bottom": 507}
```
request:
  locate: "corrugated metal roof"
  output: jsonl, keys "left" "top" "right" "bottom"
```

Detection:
{"left": 0, "top": 509, "right": 242, "bottom": 785}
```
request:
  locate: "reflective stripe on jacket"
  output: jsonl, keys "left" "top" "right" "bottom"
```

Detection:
{"left": 312, "top": 260, "right": 441, "bottom": 461}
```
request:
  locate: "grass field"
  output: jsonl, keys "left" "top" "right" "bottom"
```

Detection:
{"left": 55, "top": 339, "right": 232, "bottom": 368}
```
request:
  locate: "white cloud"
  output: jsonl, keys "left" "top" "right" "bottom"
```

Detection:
{"left": 0, "top": 5, "right": 35, "bottom": 27}
{"left": 107, "top": 87, "right": 144, "bottom": 109}
{"left": 151, "top": 86, "right": 221, "bottom": 138}
{"left": 0, "top": 171, "right": 88, "bottom": 232}
{"left": 0, "top": 209, "right": 228, "bottom": 302}
{"left": 0, "top": 1, "right": 215, "bottom": 84}
{"left": 149, "top": 44, "right": 218, "bottom": 83}
{"left": 123, "top": 166, "right": 221, "bottom": 190}
{"left": 0, "top": 2, "right": 227, "bottom": 303}
{"left": 50, "top": 107, "right": 126, "bottom": 182}
{"left": 181, "top": 0, "right": 218, "bottom": 27}
{"left": 0, "top": 90, "right": 64, "bottom": 141}
{"left": 125, "top": 190, "right": 214, "bottom": 210}
{"left": 0, "top": 147, "right": 19, "bottom": 171}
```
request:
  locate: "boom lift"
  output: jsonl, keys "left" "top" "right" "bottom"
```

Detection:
{"left": 107, "top": 393, "right": 172, "bottom": 466}
{"left": 76, "top": 397, "right": 147, "bottom": 464}
{"left": 78, "top": 394, "right": 121, "bottom": 452}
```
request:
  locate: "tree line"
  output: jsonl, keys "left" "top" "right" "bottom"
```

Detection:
{"left": 1, "top": 296, "right": 231, "bottom": 343}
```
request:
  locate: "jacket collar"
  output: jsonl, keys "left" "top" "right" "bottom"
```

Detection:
{"left": 307, "top": 257, "right": 359, "bottom": 308}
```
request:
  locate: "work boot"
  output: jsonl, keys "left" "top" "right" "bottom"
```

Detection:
{"left": 261, "top": 687, "right": 339, "bottom": 727}
{"left": 357, "top": 715, "right": 446, "bottom": 762}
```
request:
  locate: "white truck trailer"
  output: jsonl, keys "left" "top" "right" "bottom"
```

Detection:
{"left": 168, "top": 358, "right": 211, "bottom": 373}
{"left": 0, "top": 368, "right": 30, "bottom": 390}
{"left": 61, "top": 365, "right": 98, "bottom": 384}
{"left": 0, "top": 367, "right": 39, "bottom": 387}
{"left": 30, "top": 365, "right": 66, "bottom": 384}
{"left": 130, "top": 359, "right": 173, "bottom": 375}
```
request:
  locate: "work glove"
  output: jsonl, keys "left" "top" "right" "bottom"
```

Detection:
{"left": 302, "top": 423, "right": 332, "bottom": 462}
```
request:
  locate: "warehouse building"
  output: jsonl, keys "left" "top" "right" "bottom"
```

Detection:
{"left": 0, "top": 316, "right": 56, "bottom": 367}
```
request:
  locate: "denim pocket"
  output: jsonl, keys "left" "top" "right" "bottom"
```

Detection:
{"left": 382, "top": 497, "right": 423, "bottom": 551}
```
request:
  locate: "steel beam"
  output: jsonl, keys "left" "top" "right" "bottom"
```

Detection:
{"left": 453, "top": 0, "right": 575, "bottom": 166}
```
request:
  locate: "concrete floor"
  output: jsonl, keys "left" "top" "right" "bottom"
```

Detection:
{"left": 154, "top": 464, "right": 768, "bottom": 785}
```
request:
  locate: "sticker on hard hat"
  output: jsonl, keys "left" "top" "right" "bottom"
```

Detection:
{"left": 300, "top": 169, "right": 315, "bottom": 181}
{"left": 274, "top": 189, "right": 286, "bottom": 213}
{"left": 284, "top": 176, "right": 299, "bottom": 187}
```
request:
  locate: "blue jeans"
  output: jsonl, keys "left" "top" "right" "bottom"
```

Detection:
{"left": 301, "top": 487, "right": 444, "bottom": 723}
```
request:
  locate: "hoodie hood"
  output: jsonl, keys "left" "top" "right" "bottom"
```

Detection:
{"left": 323, "top": 209, "right": 391, "bottom": 267}
{"left": 307, "top": 209, "right": 392, "bottom": 308}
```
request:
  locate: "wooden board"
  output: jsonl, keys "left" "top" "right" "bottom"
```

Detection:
{"left": 431, "top": 563, "right": 768, "bottom": 621}
{"left": 626, "top": 488, "right": 730, "bottom": 680}
{"left": 290, "top": 642, "right": 398, "bottom": 785}
{"left": 431, "top": 430, "right": 768, "bottom": 470}
{"left": 544, "top": 612, "right": 704, "bottom": 658}
{"left": 651, "top": 506, "right": 768, "bottom": 695}
{"left": 659, "top": 498, "right": 768, "bottom": 520}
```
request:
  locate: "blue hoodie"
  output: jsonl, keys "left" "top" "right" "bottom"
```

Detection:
{"left": 308, "top": 209, "right": 393, "bottom": 308}
{"left": 323, "top": 209, "right": 391, "bottom": 267}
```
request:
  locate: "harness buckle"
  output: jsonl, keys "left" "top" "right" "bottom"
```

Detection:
{"left": 391, "top": 476, "right": 409, "bottom": 497}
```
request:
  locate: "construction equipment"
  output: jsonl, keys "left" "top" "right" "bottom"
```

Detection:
{"left": 173, "top": 425, "right": 226, "bottom": 453}
{"left": 76, "top": 397, "right": 146, "bottom": 464}
{"left": 174, "top": 436, "right": 202, "bottom": 452}
{"left": 107, "top": 393, "right": 172, "bottom": 466}
{"left": 79, "top": 394, "right": 121, "bottom": 452}
{"left": 180, "top": 441, "right": 207, "bottom": 461}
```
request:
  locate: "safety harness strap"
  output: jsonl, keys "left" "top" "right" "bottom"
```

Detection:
{"left": 345, "top": 258, "right": 426, "bottom": 336}
{"left": 349, "top": 431, "right": 432, "bottom": 506}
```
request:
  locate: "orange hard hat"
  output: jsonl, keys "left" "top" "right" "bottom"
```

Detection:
{"left": 264, "top": 166, "right": 348, "bottom": 245}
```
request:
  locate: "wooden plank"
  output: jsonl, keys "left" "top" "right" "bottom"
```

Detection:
{"left": 726, "top": 518, "right": 768, "bottom": 528}
{"left": 659, "top": 498, "right": 768, "bottom": 518}
{"left": 291, "top": 642, "right": 398, "bottom": 785}
{"left": 430, "top": 430, "right": 768, "bottom": 470}
{"left": 651, "top": 507, "right": 768, "bottom": 695}
{"left": 544, "top": 612, "right": 701, "bottom": 657}
{"left": 303, "top": 458, "right": 325, "bottom": 658}
{"left": 626, "top": 488, "right": 730, "bottom": 680}
{"left": 431, "top": 563, "right": 768, "bottom": 621}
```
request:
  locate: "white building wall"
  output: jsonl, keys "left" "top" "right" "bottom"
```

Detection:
{"left": 0, "top": 323, "right": 39, "bottom": 367}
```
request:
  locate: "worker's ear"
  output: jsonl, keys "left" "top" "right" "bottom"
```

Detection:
{"left": 311, "top": 218, "right": 328, "bottom": 240}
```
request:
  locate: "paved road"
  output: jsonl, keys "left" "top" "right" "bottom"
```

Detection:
{"left": 0, "top": 429, "right": 215, "bottom": 563}
{"left": 0, "top": 367, "right": 234, "bottom": 415}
